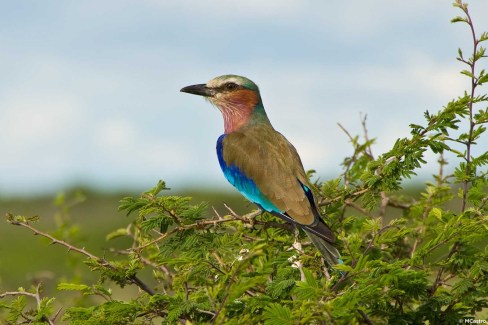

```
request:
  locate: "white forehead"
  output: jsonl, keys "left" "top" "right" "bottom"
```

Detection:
{"left": 206, "top": 76, "right": 242, "bottom": 88}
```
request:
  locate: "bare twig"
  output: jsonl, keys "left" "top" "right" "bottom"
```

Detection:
{"left": 212, "top": 206, "right": 222, "bottom": 219}
{"left": 386, "top": 199, "right": 413, "bottom": 210}
{"left": 459, "top": 2, "right": 479, "bottom": 212}
{"left": 337, "top": 123, "right": 355, "bottom": 143}
{"left": 331, "top": 271, "right": 362, "bottom": 292}
{"left": 133, "top": 215, "right": 249, "bottom": 251}
{"left": 131, "top": 208, "right": 295, "bottom": 252}
{"left": 52, "top": 307, "right": 63, "bottom": 323}
{"left": 360, "top": 113, "right": 375, "bottom": 159}
{"left": 361, "top": 225, "right": 395, "bottom": 261}
{"left": 0, "top": 285, "right": 55, "bottom": 325}
{"left": 223, "top": 203, "right": 243, "bottom": 218}
{"left": 7, "top": 217, "right": 155, "bottom": 296}
{"left": 338, "top": 123, "right": 358, "bottom": 186}
{"left": 110, "top": 248, "right": 173, "bottom": 280}
{"left": 0, "top": 290, "right": 38, "bottom": 300}
{"left": 197, "top": 308, "right": 216, "bottom": 317}
{"left": 379, "top": 192, "right": 389, "bottom": 226}
{"left": 358, "top": 309, "right": 375, "bottom": 325}
{"left": 211, "top": 258, "right": 248, "bottom": 324}
{"left": 344, "top": 199, "right": 374, "bottom": 218}
{"left": 318, "top": 188, "right": 369, "bottom": 207}
{"left": 430, "top": 243, "right": 459, "bottom": 296}
{"left": 444, "top": 136, "right": 468, "bottom": 146}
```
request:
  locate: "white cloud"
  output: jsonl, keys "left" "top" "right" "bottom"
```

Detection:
{"left": 0, "top": 96, "right": 81, "bottom": 147}
{"left": 351, "top": 53, "right": 467, "bottom": 100}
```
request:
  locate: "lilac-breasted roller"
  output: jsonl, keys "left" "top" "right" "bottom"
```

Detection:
{"left": 181, "top": 75, "right": 341, "bottom": 268}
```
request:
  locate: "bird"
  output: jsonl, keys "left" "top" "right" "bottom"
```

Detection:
{"left": 180, "top": 74, "right": 341, "bottom": 269}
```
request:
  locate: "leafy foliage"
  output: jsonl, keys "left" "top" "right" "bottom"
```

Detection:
{"left": 2, "top": 1, "right": 488, "bottom": 324}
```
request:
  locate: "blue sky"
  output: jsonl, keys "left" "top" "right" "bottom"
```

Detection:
{"left": 1, "top": 1, "right": 487, "bottom": 195}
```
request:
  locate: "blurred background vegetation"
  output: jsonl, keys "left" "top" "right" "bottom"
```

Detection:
{"left": 0, "top": 188, "right": 250, "bottom": 295}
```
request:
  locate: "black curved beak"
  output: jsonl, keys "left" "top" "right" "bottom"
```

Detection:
{"left": 180, "top": 84, "right": 216, "bottom": 97}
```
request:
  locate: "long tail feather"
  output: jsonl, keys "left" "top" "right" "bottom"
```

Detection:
{"left": 305, "top": 230, "right": 342, "bottom": 269}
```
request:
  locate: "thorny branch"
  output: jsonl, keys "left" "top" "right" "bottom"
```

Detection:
{"left": 131, "top": 207, "right": 296, "bottom": 252}
{"left": 131, "top": 210, "right": 262, "bottom": 251}
{"left": 458, "top": 0, "right": 479, "bottom": 213}
{"left": 6, "top": 214, "right": 155, "bottom": 296}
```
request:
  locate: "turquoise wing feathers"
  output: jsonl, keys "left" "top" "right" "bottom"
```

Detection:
{"left": 217, "top": 134, "right": 280, "bottom": 213}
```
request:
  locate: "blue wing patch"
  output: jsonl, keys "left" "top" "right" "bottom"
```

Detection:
{"left": 217, "top": 135, "right": 280, "bottom": 213}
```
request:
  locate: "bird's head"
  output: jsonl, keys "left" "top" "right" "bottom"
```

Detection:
{"left": 181, "top": 75, "right": 268, "bottom": 133}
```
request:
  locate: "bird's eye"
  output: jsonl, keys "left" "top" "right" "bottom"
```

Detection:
{"left": 224, "top": 82, "right": 238, "bottom": 91}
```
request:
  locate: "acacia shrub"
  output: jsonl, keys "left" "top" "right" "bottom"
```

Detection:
{"left": 1, "top": 1, "right": 488, "bottom": 324}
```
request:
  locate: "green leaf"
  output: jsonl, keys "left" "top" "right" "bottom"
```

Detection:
{"left": 457, "top": 48, "right": 464, "bottom": 60}
{"left": 7, "top": 296, "right": 27, "bottom": 323}
{"left": 144, "top": 180, "right": 169, "bottom": 196}
{"left": 451, "top": 16, "right": 468, "bottom": 24}
{"left": 480, "top": 31, "right": 488, "bottom": 42}
{"left": 478, "top": 72, "right": 488, "bottom": 85}
{"left": 267, "top": 279, "right": 296, "bottom": 298}
{"left": 57, "top": 283, "right": 90, "bottom": 291}
{"left": 263, "top": 303, "right": 293, "bottom": 325}
{"left": 460, "top": 69, "right": 473, "bottom": 78}
{"left": 106, "top": 228, "right": 129, "bottom": 241}
{"left": 37, "top": 297, "right": 55, "bottom": 322}
{"left": 302, "top": 268, "right": 318, "bottom": 288}
{"left": 453, "top": 278, "right": 473, "bottom": 295}
{"left": 429, "top": 207, "right": 443, "bottom": 220}
{"left": 363, "top": 218, "right": 381, "bottom": 233}
{"left": 334, "top": 263, "right": 354, "bottom": 273}
{"left": 474, "top": 46, "right": 486, "bottom": 62}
